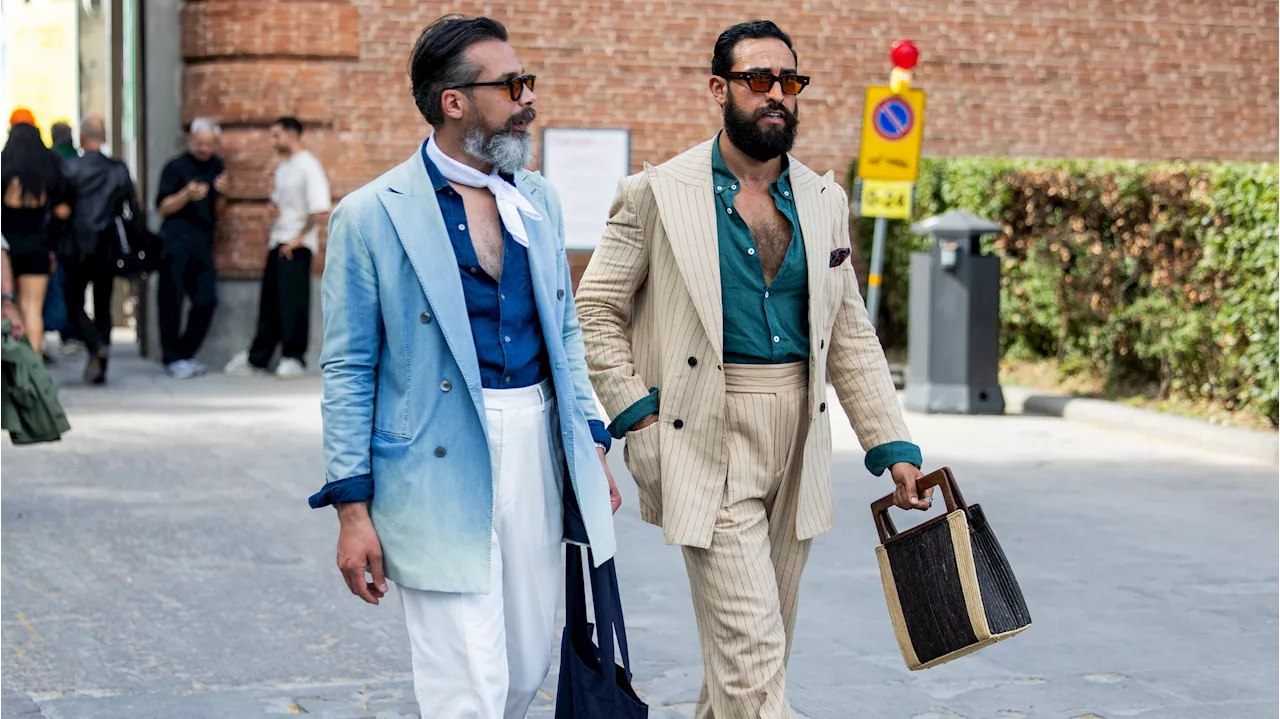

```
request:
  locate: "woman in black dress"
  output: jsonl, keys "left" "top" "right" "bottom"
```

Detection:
{"left": 1, "top": 122, "right": 71, "bottom": 355}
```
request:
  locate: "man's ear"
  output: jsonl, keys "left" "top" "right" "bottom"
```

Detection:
{"left": 709, "top": 76, "right": 729, "bottom": 108}
{"left": 441, "top": 89, "right": 467, "bottom": 122}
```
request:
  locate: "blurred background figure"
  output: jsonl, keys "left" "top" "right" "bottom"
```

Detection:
{"left": 60, "top": 116, "right": 140, "bottom": 385}
{"left": 155, "top": 117, "right": 227, "bottom": 379}
{"left": 2, "top": 112, "right": 71, "bottom": 357}
{"left": 224, "top": 117, "right": 330, "bottom": 380}
{"left": 43, "top": 120, "right": 83, "bottom": 357}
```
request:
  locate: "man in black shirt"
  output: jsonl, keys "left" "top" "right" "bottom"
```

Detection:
{"left": 155, "top": 118, "right": 228, "bottom": 379}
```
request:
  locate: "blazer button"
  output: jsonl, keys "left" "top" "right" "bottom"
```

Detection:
{"left": 687, "top": 357, "right": 698, "bottom": 367}
{"left": 440, "top": 380, "right": 452, "bottom": 392}
{"left": 820, "top": 339, "right": 825, "bottom": 349}
{"left": 435, "top": 447, "right": 446, "bottom": 457}
{"left": 673, "top": 419, "right": 685, "bottom": 429}
{"left": 420, "top": 311, "right": 432, "bottom": 324}
{"left": 820, "top": 402, "right": 827, "bottom": 412}
{"left": 557, "top": 289, "right": 565, "bottom": 300}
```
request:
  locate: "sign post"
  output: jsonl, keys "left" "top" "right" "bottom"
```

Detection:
{"left": 856, "top": 39, "right": 925, "bottom": 328}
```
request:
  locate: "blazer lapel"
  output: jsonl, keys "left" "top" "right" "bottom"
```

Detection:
{"left": 647, "top": 139, "right": 724, "bottom": 359}
{"left": 377, "top": 154, "right": 484, "bottom": 401}
{"left": 514, "top": 172, "right": 559, "bottom": 343}
{"left": 788, "top": 159, "right": 841, "bottom": 364}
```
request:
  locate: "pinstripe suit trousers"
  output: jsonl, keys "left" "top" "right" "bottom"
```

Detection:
{"left": 682, "top": 362, "right": 813, "bottom": 719}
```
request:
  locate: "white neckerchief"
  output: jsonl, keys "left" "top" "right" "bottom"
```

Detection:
{"left": 425, "top": 134, "right": 542, "bottom": 247}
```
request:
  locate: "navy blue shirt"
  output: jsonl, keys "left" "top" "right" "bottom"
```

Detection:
{"left": 422, "top": 146, "right": 551, "bottom": 390}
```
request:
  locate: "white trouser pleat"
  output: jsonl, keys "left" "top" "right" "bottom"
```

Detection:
{"left": 399, "top": 379, "right": 564, "bottom": 719}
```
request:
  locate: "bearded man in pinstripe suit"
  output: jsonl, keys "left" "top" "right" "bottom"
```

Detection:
{"left": 577, "top": 20, "right": 935, "bottom": 719}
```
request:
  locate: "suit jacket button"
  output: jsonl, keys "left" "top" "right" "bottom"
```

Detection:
{"left": 820, "top": 339, "right": 825, "bottom": 349}
{"left": 435, "top": 447, "right": 446, "bottom": 457}
{"left": 420, "top": 311, "right": 432, "bottom": 324}
{"left": 440, "top": 380, "right": 452, "bottom": 392}
{"left": 673, "top": 419, "right": 684, "bottom": 429}
{"left": 557, "top": 289, "right": 565, "bottom": 300}
{"left": 687, "top": 356, "right": 698, "bottom": 367}
{"left": 820, "top": 402, "right": 827, "bottom": 412}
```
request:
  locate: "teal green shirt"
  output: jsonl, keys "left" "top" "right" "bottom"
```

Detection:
{"left": 712, "top": 137, "right": 810, "bottom": 364}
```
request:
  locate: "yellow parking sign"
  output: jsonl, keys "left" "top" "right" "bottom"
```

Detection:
{"left": 857, "top": 86, "right": 926, "bottom": 183}
{"left": 859, "top": 179, "right": 914, "bottom": 219}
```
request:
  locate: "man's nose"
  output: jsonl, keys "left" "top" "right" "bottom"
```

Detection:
{"left": 766, "top": 80, "right": 785, "bottom": 103}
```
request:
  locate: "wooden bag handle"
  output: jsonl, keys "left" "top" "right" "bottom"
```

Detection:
{"left": 870, "top": 467, "right": 968, "bottom": 545}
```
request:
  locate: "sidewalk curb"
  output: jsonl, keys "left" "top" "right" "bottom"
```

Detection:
{"left": 1000, "top": 385, "right": 1279, "bottom": 467}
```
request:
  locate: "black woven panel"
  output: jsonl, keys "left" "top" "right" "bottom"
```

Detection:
{"left": 967, "top": 504, "right": 1032, "bottom": 635}
{"left": 884, "top": 515, "right": 978, "bottom": 664}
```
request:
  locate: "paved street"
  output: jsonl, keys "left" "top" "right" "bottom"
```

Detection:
{"left": 3, "top": 341, "right": 1276, "bottom": 719}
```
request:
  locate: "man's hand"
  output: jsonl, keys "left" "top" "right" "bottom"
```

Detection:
{"left": 598, "top": 447, "right": 622, "bottom": 514}
{"left": 335, "top": 502, "right": 387, "bottom": 604}
{"left": 2, "top": 297, "right": 24, "bottom": 339}
{"left": 890, "top": 462, "right": 935, "bottom": 512}
{"left": 279, "top": 240, "right": 305, "bottom": 260}
{"left": 630, "top": 413, "right": 658, "bottom": 432}
{"left": 186, "top": 180, "right": 210, "bottom": 201}
{"left": 213, "top": 173, "right": 229, "bottom": 195}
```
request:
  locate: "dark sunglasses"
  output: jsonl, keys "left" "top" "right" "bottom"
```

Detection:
{"left": 449, "top": 74, "right": 537, "bottom": 102}
{"left": 721, "top": 71, "right": 810, "bottom": 96}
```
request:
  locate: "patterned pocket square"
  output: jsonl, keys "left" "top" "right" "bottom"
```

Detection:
{"left": 829, "top": 247, "right": 852, "bottom": 268}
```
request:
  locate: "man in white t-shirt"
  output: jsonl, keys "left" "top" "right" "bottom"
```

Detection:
{"left": 225, "top": 116, "right": 331, "bottom": 379}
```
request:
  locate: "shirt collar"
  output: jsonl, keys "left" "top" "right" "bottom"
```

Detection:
{"left": 711, "top": 131, "right": 793, "bottom": 197}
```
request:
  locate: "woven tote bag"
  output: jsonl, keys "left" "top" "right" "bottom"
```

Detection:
{"left": 871, "top": 467, "right": 1031, "bottom": 670}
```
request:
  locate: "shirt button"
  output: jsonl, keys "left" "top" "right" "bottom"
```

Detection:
{"left": 716, "top": 186, "right": 723, "bottom": 191}
{"left": 504, "top": 336, "right": 511, "bottom": 343}
{"left": 435, "top": 447, "right": 447, "bottom": 458}
{"left": 458, "top": 224, "right": 466, "bottom": 231}
{"left": 726, "top": 207, "right": 734, "bottom": 215}
{"left": 557, "top": 289, "right": 565, "bottom": 300}
{"left": 764, "top": 291, "right": 770, "bottom": 299}
{"left": 499, "top": 293, "right": 505, "bottom": 301}
{"left": 503, "top": 376, "right": 511, "bottom": 383}
{"left": 731, "top": 184, "right": 738, "bottom": 190}
{"left": 420, "top": 311, "right": 432, "bottom": 323}
{"left": 469, "top": 267, "right": 477, "bottom": 274}
{"left": 748, "top": 248, "right": 756, "bottom": 256}
{"left": 773, "top": 336, "right": 781, "bottom": 343}
{"left": 440, "top": 380, "right": 452, "bottom": 392}
{"left": 784, "top": 190, "right": 791, "bottom": 197}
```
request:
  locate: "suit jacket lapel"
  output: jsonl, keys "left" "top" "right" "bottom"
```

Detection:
{"left": 789, "top": 159, "right": 840, "bottom": 364}
{"left": 647, "top": 139, "right": 724, "bottom": 359}
{"left": 514, "top": 172, "right": 559, "bottom": 346}
{"left": 377, "top": 154, "right": 484, "bottom": 401}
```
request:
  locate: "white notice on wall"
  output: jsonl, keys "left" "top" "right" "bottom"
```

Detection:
{"left": 541, "top": 128, "right": 630, "bottom": 251}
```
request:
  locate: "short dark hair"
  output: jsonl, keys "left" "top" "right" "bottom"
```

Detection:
{"left": 408, "top": 15, "right": 509, "bottom": 127}
{"left": 51, "top": 122, "right": 73, "bottom": 147}
{"left": 711, "top": 21, "right": 797, "bottom": 77}
{"left": 274, "top": 116, "right": 303, "bottom": 135}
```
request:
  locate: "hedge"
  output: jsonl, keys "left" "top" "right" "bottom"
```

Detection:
{"left": 848, "top": 158, "right": 1279, "bottom": 426}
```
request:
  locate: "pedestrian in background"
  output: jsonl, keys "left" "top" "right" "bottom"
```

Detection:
{"left": 45, "top": 121, "right": 82, "bottom": 357}
{"left": 61, "top": 116, "right": 141, "bottom": 385}
{"left": 155, "top": 117, "right": 227, "bottom": 379}
{"left": 224, "top": 116, "right": 329, "bottom": 379}
{"left": 2, "top": 117, "right": 71, "bottom": 357}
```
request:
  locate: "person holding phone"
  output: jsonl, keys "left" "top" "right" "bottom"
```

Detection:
{"left": 155, "top": 118, "right": 228, "bottom": 379}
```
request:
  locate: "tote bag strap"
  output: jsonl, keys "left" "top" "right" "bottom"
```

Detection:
{"left": 586, "top": 551, "right": 634, "bottom": 679}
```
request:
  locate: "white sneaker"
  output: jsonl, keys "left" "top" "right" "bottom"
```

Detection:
{"left": 275, "top": 357, "right": 307, "bottom": 380}
{"left": 167, "top": 360, "right": 199, "bottom": 380}
{"left": 223, "top": 350, "right": 263, "bottom": 377}
{"left": 187, "top": 360, "right": 209, "bottom": 376}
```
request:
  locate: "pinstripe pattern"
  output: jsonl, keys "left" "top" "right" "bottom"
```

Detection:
{"left": 682, "top": 363, "right": 812, "bottom": 719}
{"left": 577, "top": 137, "right": 913, "bottom": 548}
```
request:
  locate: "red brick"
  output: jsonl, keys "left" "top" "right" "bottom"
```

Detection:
{"left": 186, "top": 0, "right": 1280, "bottom": 279}
{"left": 183, "top": 0, "right": 359, "bottom": 60}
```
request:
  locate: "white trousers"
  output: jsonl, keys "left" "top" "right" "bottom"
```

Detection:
{"left": 399, "top": 379, "right": 564, "bottom": 719}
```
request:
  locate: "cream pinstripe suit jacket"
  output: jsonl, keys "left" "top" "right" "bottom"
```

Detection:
{"left": 576, "top": 138, "right": 913, "bottom": 548}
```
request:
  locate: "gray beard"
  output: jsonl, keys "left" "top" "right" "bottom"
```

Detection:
{"left": 463, "top": 126, "right": 533, "bottom": 175}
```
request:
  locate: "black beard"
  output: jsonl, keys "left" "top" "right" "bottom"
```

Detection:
{"left": 722, "top": 93, "right": 798, "bottom": 162}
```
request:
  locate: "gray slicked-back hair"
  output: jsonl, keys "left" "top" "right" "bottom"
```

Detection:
{"left": 188, "top": 117, "right": 222, "bottom": 139}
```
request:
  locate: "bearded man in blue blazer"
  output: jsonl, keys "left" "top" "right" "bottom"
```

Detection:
{"left": 308, "top": 15, "right": 620, "bottom": 719}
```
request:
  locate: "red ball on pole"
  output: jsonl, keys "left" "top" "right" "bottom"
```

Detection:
{"left": 891, "top": 39, "right": 919, "bottom": 70}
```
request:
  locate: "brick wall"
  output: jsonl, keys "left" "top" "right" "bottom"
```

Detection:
{"left": 181, "top": 0, "right": 1279, "bottom": 277}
